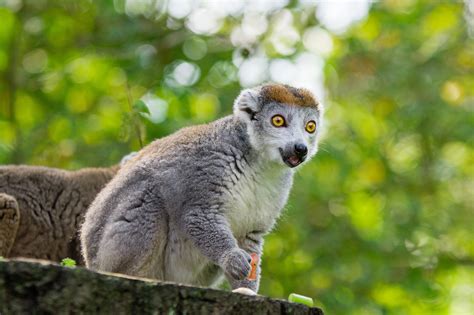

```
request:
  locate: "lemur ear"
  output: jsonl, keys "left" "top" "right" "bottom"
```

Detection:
{"left": 233, "top": 88, "right": 261, "bottom": 121}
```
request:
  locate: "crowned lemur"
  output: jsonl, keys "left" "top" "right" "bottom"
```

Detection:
{"left": 0, "top": 153, "right": 135, "bottom": 264}
{"left": 81, "top": 83, "right": 324, "bottom": 293}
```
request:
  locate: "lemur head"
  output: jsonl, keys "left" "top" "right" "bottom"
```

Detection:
{"left": 234, "top": 83, "right": 323, "bottom": 168}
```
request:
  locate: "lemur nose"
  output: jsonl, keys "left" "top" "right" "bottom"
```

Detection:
{"left": 294, "top": 143, "right": 308, "bottom": 157}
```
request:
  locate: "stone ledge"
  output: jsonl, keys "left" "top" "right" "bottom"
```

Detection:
{"left": 0, "top": 259, "right": 323, "bottom": 315}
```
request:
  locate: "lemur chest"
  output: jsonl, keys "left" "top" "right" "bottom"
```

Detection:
{"left": 224, "top": 168, "right": 292, "bottom": 237}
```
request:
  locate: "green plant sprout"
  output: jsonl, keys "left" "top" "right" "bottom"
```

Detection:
{"left": 288, "top": 293, "right": 314, "bottom": 307}
{"left": 60, "top": 258, "right": 77, "bottom": 268}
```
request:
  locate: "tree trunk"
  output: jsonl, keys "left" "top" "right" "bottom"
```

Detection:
{"left": 0, "top": 259, "right": 323, "bottom": 315}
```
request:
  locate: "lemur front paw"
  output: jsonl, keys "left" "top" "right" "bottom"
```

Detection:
{"left": 221, "top": 248, "right": 252, "bottom": 280}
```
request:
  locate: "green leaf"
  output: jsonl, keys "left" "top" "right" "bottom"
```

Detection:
{"left": 61, "top": 258, "right": 77, "bottom": 268}
{"left": 133, "top": 100, "right": 150, "bottom": 115}
{"left": 288, "top": 293, "right": 314, "bottom": 307}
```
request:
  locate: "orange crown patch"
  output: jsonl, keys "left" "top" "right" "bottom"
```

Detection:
{"left": 260, "top": 84, "right": 319, "bottom": 109}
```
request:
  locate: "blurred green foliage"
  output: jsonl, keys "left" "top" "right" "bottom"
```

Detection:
{"left": 0, "top": 1, "right": 473, "bottom": 314}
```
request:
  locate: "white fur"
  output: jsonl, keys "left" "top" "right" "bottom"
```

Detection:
{"left": 233, "top": 88, "right": 261, "bottom": 121}
{"left": 225, "top": 161, "right": 292, "bottom": 237}
{"left": 164, "top": 232, "right": 214, "bottom": 285}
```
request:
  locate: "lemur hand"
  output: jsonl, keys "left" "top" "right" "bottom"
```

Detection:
{"left": 221, "top": 248, "right": 252, "bottom": 280}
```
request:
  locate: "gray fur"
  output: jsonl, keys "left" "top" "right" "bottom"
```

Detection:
{"left": 81, "top": 84, "right": 323, "bottom": 292}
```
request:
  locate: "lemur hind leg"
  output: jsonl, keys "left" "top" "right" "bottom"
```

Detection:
{"left": 0, "top": 193, "right": 20, "bottom": 257}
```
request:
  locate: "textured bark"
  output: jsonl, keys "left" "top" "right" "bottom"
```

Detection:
{"left": 0, "top": 259, "right": 323, "bottom": 315}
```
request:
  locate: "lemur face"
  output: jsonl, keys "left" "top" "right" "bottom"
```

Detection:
{"left": 234, "top": 84, "right": 323, "bottom": 168}
{"left": 252, "top": 102, "right": 320, "bottom": 167}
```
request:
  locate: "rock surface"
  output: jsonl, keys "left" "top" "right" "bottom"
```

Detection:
{"left": 0, "top": 259, "right": 323, "bottom": 314}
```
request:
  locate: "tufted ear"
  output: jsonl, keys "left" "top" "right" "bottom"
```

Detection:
{"left": 233, "top": 88, "right": 261, "bottom": 122}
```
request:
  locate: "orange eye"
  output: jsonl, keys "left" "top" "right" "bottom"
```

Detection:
{"left": 305, "top": 120, "right": 316, "bottom": 133}
{"left": 271, "top": 115, "right": 286, "bottom": 127}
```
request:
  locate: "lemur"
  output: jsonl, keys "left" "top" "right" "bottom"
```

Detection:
{"left": 0, "top": 154, "right": 135, "bottom": 264}
{"left": 81, "top": 83, "right": 324, "bottom": 293}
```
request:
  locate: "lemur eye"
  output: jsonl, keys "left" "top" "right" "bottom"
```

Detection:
{"left": 271, "top": 115, "right": 286, "bottom": 127}
{"left": 305, "top": 120, "right": 316, "bottom": 133}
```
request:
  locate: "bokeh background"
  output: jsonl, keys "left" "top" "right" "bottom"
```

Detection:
{"left": 0, "top": 0, "right": 473, "bottom": 314}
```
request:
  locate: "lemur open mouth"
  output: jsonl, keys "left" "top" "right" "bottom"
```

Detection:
{"left": 279, "top": 148, "right": 306, "bottom": 168}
